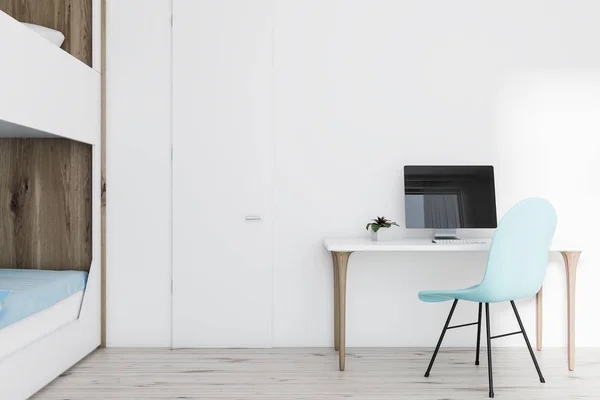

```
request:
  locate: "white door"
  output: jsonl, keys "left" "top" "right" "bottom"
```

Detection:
{"left": 172, "top": 0, "right": 274, "bottom": 347}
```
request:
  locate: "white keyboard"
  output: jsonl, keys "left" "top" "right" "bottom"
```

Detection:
{"left": 433, "top": 239, "right": 488, "bottom": 244}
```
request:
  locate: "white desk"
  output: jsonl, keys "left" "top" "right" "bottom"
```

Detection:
{"left": 324, "top": 238, "right": 582, "bottom": 372}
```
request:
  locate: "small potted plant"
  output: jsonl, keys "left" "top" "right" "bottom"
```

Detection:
{"left": 366, "top": 216, "right": 399, "bottom": 241}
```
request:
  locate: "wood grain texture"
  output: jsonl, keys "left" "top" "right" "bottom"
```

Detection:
{"left": 561, "top": 251, "right": 581, "bottom": 372}
{"left": 33, "top": 348, "right": 600, "bottom": 399}
{"left": 331, "top": 252, "right": 339, "bottom": 352}
{"left": 0, "top": 0, "right": 92, "bottom": 66}
{"left": 536, "top": 287, "right": 543, "bottom": 351}
{"left": 0, "top": 139, "right": 92, "bottom": 271}
{"left": 332, "top": 251, "right": 352, "bottom": 371}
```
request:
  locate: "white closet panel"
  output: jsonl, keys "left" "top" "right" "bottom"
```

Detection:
{"left": 172, "top": 0, "right": 274, "bottom": 347}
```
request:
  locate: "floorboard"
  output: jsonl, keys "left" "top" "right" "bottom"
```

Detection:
{"left": 33, "top": 348, "right": 600, "bottom": 399}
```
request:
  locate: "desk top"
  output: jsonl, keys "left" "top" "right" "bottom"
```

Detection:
{"left": 324, "top": 238, "right": 582, "bottom": 253}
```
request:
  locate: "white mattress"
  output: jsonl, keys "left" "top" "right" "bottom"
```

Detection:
{"left": 0, "top": 290, "right": 84, "bottom": 361}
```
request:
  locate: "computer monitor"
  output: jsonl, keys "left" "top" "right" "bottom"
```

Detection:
{"left": 404, "top": 165, "right": 497, "bottom": 239}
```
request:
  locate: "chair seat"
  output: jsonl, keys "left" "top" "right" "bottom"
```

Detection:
{"left": 418, "top": 285, "right": 484, "bottom": 303}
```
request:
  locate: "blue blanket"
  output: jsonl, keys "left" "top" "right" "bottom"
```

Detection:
{"left": 0, "top": 269, "right": 88, "bottom": 329}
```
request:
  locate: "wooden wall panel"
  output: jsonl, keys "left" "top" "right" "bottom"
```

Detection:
{"left": 0, "top": 139, "right": 92, "bottom": 271}
{"left": 0, "top": 0, "right": 92, "bottom": 66}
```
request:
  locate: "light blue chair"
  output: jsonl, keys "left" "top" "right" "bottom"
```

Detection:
{"left": 419, "top": 198, "right": 557, "bottom": 398}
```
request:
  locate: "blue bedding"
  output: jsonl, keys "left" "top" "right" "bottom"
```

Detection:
{"left": 0, "top": 269, "right": 88, "bottom": 329}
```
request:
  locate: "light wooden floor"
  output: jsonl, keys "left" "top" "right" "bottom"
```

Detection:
{"left": 33, "top": 348, "right": 600, "bottom": 399}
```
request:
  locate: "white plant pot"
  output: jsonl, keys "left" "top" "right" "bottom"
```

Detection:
{"left": 371, "top": 228, "right": 394, "bottom": 241}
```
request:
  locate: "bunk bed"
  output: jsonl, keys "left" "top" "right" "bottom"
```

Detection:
{"left": 0, "top": 2, "right": 101, "bottom": 398}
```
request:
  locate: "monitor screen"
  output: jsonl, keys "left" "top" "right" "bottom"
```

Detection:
{"left": 404, "top": 166, "right": 497, "bottom": 229}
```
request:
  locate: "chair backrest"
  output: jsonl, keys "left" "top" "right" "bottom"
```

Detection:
{"left": 478, "top": 198, "right": 557, "bottom": 302}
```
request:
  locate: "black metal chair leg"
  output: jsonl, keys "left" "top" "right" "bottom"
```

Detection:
{"left": 510, "top": 301, "right": 545, "bottom": 383}
{"left": 424, "top": 299, "right": 458, "bottom": 378}
{"left": 475, "top": 302, "right": 482, "bottom": 366}
{"left": 485, "top": 303, "right": 494, "bottom": 398}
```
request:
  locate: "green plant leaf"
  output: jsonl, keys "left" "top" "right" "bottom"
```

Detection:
{"left": 372, "top": 224, "right": 380, "bottom": 232}
{"left": 383, "top": 223, "right": 391, "bottom": 228}
{"left": 365, "top": 223, "right": 372, "bottom": 231}
{"left": 391, "top": 222, "right": 400, "bottom": 227}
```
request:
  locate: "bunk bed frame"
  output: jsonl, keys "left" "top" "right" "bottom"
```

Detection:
{"left": 0, "top": 1, "right": 102, "bottom": 398}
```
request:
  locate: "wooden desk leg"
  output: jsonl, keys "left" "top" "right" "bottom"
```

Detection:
{"left": 331, "top": 253, "right": 340, "bottom": 351}
{"left": 536, "top": 287, "right": 542, "bottom": 351}
{"left": 333, "top": 251, "right": 352, "bottom": 371}
{"left": 561, "top": 251, "right": 581, "bottom": 372}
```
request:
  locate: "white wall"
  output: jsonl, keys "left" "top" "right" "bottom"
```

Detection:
{"left": 270, "top": 0, "right": 600, "bottom": 347}
{"left": 107, "top": 0, "right": 600, "bottom": 347}
{"left": 105, "top": 0, "right": 172, "bottom": 347}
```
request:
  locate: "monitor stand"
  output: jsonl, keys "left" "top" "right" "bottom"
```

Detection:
{"left": 434, "top": 229, "right": 459, "bottom": 240}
